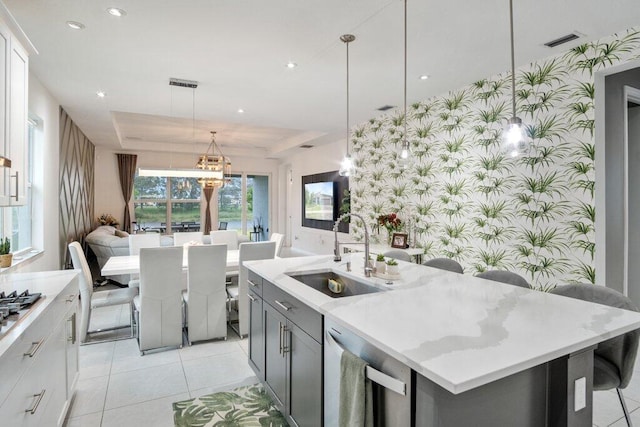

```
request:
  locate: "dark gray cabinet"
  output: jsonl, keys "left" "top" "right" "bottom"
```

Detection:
{"left": 248, "top": 274, "right": 323, "bottom": 427}
{"left": 248, "top": 288, "right": 264, "bottom": 380}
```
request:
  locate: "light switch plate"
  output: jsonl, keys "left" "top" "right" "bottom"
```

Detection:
{"left": 574, "top": 377, "right": 586, "bottom": 411}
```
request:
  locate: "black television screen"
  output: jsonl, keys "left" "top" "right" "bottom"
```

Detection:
{"left": 301, "top": 171, "right": 348, "bottom": 232}
{"left": 304, "top": 182, "right": 335, "bottom": 221}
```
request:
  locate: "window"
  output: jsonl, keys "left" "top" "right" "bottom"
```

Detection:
{"left": 1, "top": 118, "right": 35, "bottom": 254}
{"left": 218, "top": 173, "right": 269, "bottom": 239}
{"left": 218, "top": 175, "right": 242, "bottom": 231}
{"left": 133, "top": 176, "right": 201, "bottom": 232}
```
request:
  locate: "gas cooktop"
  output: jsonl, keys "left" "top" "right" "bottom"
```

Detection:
{"left": 0, "top": 290, "right": 43, "bottom": 338}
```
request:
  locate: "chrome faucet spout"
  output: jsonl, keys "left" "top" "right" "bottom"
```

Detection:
{"left": 333, "top": 213, "right": 372, "bottom": 277}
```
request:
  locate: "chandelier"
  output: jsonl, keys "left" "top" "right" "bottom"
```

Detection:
{"left": 196, "top": 131, "right": 231, "bottom": 188}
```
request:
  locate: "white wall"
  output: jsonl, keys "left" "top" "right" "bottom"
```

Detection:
{"left": 94, "top": 146, "right": 282, "bottom": 233}
{"left": 15, "top": 72, "right": 60, "bottom": 272}
{"left": 280, "top": 140, "right": 347, "bottom": 255}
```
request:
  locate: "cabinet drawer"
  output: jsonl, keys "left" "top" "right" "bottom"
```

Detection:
{"left": 263, "top": 280, "right": 322, "bottom": 343}
{"left": 0, "top": 325, "right": 66, "bottom": 426}
{"left": 247, "top": 271, "right": 263, "bottom": 297}
{"left": 0, "top": 309, "right": 57, "bottom": 406}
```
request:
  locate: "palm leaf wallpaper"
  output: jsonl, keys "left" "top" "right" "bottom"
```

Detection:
{"left": 350, "top": 27, "right": 640, "bottom": 290}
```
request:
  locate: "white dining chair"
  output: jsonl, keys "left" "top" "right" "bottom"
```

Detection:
{"left": 128, "top": 234, "right": 161, "bottom": 287}
{"left": 183, "top": 244, "right": 228, "bottom": 344}
{"left": 227, "top": 241, "right": 276, "bottom": 337}
{"left": 210, "top": 230, "right": 239, "bottom": 250}
{"left": 173, "top": 231, "right": 203, "bottom": 246}
{"left": 68, "top": 241, "right": 138, "bottom": 344}
{"left": 129, "top": 233, "right": 161, "bottom": 255}
{"left": 270, "top": 232, "right": 285, "bottom": 257}
{"left": 134, "top": 246, "right": 184, "bottom": 354}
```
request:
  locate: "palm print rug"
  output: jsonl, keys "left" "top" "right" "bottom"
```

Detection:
{"left": 172, "top": 383, "right": 288, "bottom": 426}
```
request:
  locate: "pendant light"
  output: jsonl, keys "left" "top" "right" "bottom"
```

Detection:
{"left": 339, "top": 34, "right": 356, "bottom": 177}
{"left": 504, "top": 0, "right": 526, "bottom": 157}
{"left": 399, "top": 0, "right": 411, "bottom": 164}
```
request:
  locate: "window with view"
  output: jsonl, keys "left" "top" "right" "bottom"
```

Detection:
{"left": 133, "top": 176, "right": 201, "bottom": 233}
{"left": 217, "top": 174, "right": 269, "bottom": 240}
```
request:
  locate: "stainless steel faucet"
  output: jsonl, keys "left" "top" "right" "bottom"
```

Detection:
{"left": 333, "top": 213, "right": 373, "bottom": 277}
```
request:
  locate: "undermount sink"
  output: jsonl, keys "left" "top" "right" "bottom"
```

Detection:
{"left": 286, "top": 271, "right": 384, "bottom": 298}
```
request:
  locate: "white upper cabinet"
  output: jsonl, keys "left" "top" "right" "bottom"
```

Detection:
{"left": 0, "top": 4, "right": 34, "bottom": 206}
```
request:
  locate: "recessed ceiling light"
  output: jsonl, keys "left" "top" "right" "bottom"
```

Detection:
{"left": 419, "top": 74, "right": 430, "bottom": 80}
{"left": 107, "top": 8, "right": 127, "bottom": 17}
{"left": 96, "top": 90, "right": 106, "bottom": 98}
{"left": 237, "top": 108, "right": 244, "bottom": 113}
{"left": 66, "top": 21, "right": 85, "bottom": 30}
{"left": 286, "top": 61, "right": 297, "bottom": 69}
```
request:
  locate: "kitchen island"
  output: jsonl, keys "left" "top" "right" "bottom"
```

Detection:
{"left": 245, "top": 253, "right": 640, "bottom": 427}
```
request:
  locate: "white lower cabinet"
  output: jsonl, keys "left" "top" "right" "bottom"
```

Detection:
{"left": 0, "top": 274, "right": 79, "bottom": 426}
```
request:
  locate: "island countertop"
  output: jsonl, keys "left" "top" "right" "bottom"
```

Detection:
{"left": 245, "top": 253, "right": 640, "bottom": 394}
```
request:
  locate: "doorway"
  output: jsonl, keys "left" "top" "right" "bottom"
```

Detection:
{"left": 625, "top": 86, "right": 640, "bottom": 305}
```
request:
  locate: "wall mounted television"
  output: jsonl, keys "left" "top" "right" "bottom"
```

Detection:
{"left": 302, "top": 171, "right": 348, "bottom": 232}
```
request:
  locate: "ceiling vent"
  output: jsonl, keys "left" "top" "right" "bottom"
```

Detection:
{"left": 299, "top": 144, "right": 314, "bottom": 149}
{"left": 544, "top": 33, "right": 580, "bottom": 48}
{"left": 377, "top": 105, "right": 395, "bottom": 111}
{"left": 169, "top": 78, "right": 198, "bottom": 88}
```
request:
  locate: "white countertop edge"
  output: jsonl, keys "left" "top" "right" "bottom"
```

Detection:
{"left": 0, "top": 270, "right": 80, "bottom": 357}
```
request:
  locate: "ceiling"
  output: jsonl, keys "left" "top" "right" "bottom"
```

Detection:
{"left": 4, "top": 0, "right": 640, "bottom": 159}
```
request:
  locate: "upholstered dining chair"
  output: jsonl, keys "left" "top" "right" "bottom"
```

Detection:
{"left": 128, "top": 233, "right": 161, "bottom": 286}
{"left": 134, "top": 246, "right": 183, "bottom": 354}
{"left": 129, "top": 233, "right": 161, "bottom": 255}
{"left": 183, "top": 244, "right": 228, "bottom": 345}
{"left": 476, "top": 270, "right": 530, "bottom": 288}
{"left": 551, "top": 284, "right": 640, "bottom": 426}
{"left": 210, "top": 230, "right": 239, "bottom": 250}
{"left": 423, "top": 257, "right": 464, "bottom": 274}
{"left": 227, "top": 241, "right": 276, "bottom": 337}
{"left": 383, "top": 250, "right": 412, "bottom": 262}
{"left": 269, "top": 232, "right": 285, "bottom": 257}
{"left": 68, "top": 241, "right": 138, "bottom": 344}
{"left": 173, "top": 231, "right": 203, "bottom": 246}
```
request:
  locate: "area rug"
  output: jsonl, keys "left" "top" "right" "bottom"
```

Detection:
{"left": 172, "top": 383, "right": 288, "bottom": 426}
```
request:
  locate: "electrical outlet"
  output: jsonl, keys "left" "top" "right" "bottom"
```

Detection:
{"left": 574, "top": 377, "right": 586, "bottom": 411}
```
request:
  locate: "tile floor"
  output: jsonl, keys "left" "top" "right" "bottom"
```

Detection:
{"left": 63, "top": 304, "right": 257, "bottom": 427}
{"left": 64, "top": 302, "right": 640, "bottom": 427}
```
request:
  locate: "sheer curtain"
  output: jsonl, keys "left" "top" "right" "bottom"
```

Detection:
{"left": 116, "top": 153, "right": 137, "bottom": 233}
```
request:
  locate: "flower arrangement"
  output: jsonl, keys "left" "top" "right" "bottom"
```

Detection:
{"left": 98, "top": 213, "right": 119, "bottom": 226}
{"left": 377, "top": 213, "right": 402, "bottom": 233}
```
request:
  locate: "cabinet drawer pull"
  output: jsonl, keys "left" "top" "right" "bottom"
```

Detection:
{"left": 248, "top": 294, "right": 256, "bottom": 302}
{"left": 278, "top": 322, "right": 283, "bottom": 355}
{"left": 68, "top": 313, "right": 77, "bottom": 344}
{"left": 11, "top": 171, "right": 19, "bottom": 201}
{"left": 282, "top": 326, "right": 289, "bottom": 356}
{"left": 248, "top": 279, "right": 259, "bottom": 287}
{"left": 25, "top": 389, "right": 45, "bottom": 414}
{"left": 274, "top": 300, "right": 291, "bottom": 311}
{"left": 23, "top": 340, "right": 44, "bottom": 357}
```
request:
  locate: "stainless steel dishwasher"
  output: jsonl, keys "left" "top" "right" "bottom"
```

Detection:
{"left": 324, "top": 317, "right": 413, "bottom": 426}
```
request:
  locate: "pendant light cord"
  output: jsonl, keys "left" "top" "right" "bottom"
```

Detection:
{"left": 346, "top": 38, "right": 350, "bottom": 157}
{"left": 509, "top": 0, "right": 516, "bottom": 118}
{"left": 341, "top": 34, "right": 355, "bottom": 157}
{"left": 403, "top": 0, "right": 408, "bottom": 148}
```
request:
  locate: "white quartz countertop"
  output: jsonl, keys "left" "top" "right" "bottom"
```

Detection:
{"left": 245, "top": 254, "right": 640, "bottom": 394}
{"left": 0, "top": 270, "right": 79, "bottom": 357}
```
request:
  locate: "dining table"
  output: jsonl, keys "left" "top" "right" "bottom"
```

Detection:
{"left": 100, "top": 248, "right": 240, "bottom": 277}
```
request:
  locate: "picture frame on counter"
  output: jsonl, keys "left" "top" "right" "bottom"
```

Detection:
{"left": 391, "top": 233, "right": 408, "bottom": 249}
